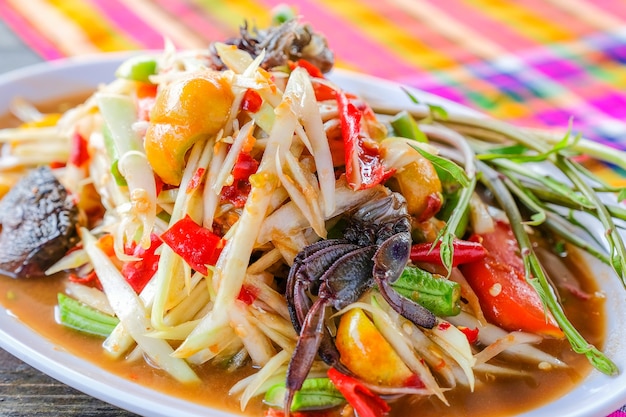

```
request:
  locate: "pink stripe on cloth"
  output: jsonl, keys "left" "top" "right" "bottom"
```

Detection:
{"left": 87, "top": 0, "right": 166, "bottom": 49}
{"left": 257, "top": 0, "right": 430, "bottom": 81}
{"left": 356, "top": 0, "right": 477, "bottom": 64}
{"left": 608, "top": 409, "right": 626, "bottom": 417}
{"left": 150, "top": 0, "right": 228, "bottom": 44}
{"left": 0, "top": 1, "right": 63, "bottom": 59}
{"left": 511, "top": 0, "right": 597, "bottom": 36}
{"left": 425, "top": 0, "right": 538, "bottom": 52}
{"left": 588, "top": 0, "right": 626, "bottom": 20}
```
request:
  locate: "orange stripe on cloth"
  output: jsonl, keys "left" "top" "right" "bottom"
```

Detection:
{"left": 7, "top": 0, "right": 100, "bottom": 56}
{"left": 48, "top": 0, "right": 139, "bottom": 52}
{"left": 311, "top": 0, "right": 459, "bottom": 71}
{"left": 388, "top": 0, "right": 503, "bottom": 61}
{"left": 464, "top": 0, "right": 584, "bottom": 43}
{"left": 581, "top": 159, "right": 626, "bottom": 188}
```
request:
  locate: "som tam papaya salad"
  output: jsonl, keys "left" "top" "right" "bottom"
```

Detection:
{"left": 1, "top": 16, "right": 626, "bottom": 417}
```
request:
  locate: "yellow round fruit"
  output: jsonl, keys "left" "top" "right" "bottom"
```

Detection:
{"left": 336, "top": 307, "right": 415, "bottom": 386}
{"left": 144, "top": 71, "right": 234, "bottom": 185}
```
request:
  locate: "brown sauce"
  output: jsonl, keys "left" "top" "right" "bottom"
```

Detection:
{"left": 0, "top": 97, "right": 607, "bottom": 417}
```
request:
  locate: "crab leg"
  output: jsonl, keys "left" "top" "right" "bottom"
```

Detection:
{"left": 374, "top": 233, "right": 437, "bottom": 329}
{"left": 284, "top": 296, "right": 328, "bottom": 416}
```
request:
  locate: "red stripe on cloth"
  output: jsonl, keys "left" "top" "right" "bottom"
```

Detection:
{"left": 87, "top": 0, "right": 166, "bottom": 49}
{"left": 0, "top": 1, "right": 63, "bottom": 59}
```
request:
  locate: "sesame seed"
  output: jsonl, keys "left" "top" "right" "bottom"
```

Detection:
{"left": 489, "top": 283, "right": 502, "bottom": 297}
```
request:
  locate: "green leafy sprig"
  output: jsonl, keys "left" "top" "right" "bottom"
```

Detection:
{"left": 477, "top": 161, "right": 619, "bottom": 376}
{"left": 410, "top": 144, "right": 475, "bottom": 273}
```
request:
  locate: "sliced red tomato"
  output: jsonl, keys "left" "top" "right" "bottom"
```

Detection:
{"left": 460, "top": 221, "right": 564, "bottom": 338}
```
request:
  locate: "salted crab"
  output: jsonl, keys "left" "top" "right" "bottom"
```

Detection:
{"left": 284, "top": 192, "right": 437, "bottom": 413}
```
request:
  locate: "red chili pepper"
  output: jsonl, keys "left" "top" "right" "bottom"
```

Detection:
{"left": 336, "top": 91, "right": 392, "bottom": 190}
{"left": 410, "top": 239, "right": 487, "bottom": 267}
{"left": 221, "top": 181, "right": 251, "bottom": 208}
{"left": 458, "top": 326, "right": 479, "bottom": 344}
{"left": 69, "top": 270, "right": 103, "bottom": 291}
{"left": 437, "top": 321, "right": 451, "bottom": 331}
{"left": 241, "top": 89, "right": 263, "bottom": 113}
{"left": 160, "top": 215, "right": 224, "bottom": 276}
{"left": 418, "top": 193, "right": 444, "bottom": 222}
{"left": 186, "top": 167, "right": 206, "bottom": 194}
{"left": 232, "top": 151, "right": 259, "bottom": 181}
{"left": 96, "top": 234, "right": 116, "bottom": 257}
{"left": 49, "top": 161, "right": 66, "bottom": 169}
{"left": 312, "top": 81, "right": 337, "bottom": 102}
{"left": 327, "top": 368, "right": 390, "bottom": 417}
{"left": 69, "top": 132, "right": 89, "bottom": 167}
{"left": 69, "top": 235, "right": 116, "bottom": 291}
{"left": 289, "top": 59, "right": 325, "bottom": 79}
{"left": 121, "top": 233, "right": 162, "bottom": 293}
{"left": 237, "top": 284, "right": 259, "bottom": 305}
{"left": 221, "top": 151, "right": 259, "bottom": 208}
{"left": 288, "top": 60, "right": 337, "bottom": 101}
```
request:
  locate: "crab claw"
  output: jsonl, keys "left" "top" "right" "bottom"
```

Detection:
{"left": 373, "top": 232, "right": 437, "bottom": 329}
{"left": 285, "top": 245, "right": 377, "bottom": 414}
{"left": 286, "top": 239, "right": 357, "bottom": 331}
{"left": 286, "top": 240, "right": 361, "bottom": 368}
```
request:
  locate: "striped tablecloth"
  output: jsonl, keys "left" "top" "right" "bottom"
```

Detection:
{"left": 0, "top": 0, "right": 625, "bottom": 416}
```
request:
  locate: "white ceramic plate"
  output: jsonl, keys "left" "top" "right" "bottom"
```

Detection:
{"left": 0, "top": 54, "right": 625, "bottom": 417}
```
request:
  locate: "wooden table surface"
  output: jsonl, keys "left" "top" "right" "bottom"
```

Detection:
{"left": 0, "top": 349, "right": 137, "bottom": 416}
{"left": 0, "top": 20, "right": 139, "bottom": 417}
